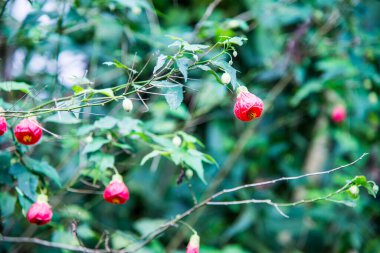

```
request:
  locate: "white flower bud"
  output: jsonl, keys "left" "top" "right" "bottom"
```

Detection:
{"left": 185, "top": 169, "right": 194, "bottom": 179}
{"left": 85, "top": 135, "right": 93, "bottom": 143}
{"left": 349, "top": 185, "right": 359, "bottom": 196}
{"left": 228, "top": 20, "right": 240, "bottom": 28}
{"left": 373, "top": 184, "right": 379, "bottom": 194}
{"left": 193, "top": 55, "right": 199, "bottom": 62}
{"left": 221, "top": 72, "right": 231, "bottom": 85}
{"left": 172, "top": 135, "right": 182, "bottom": 147}
{"left": 132, "top": 6, "right": 142, "bottom": 15}
{"left": 229, "top": 60, "right": 233, "bottom": 65}
{"left": 233, "top": 51, "right": 237, "bottom": 57}
{"left": 122, "top": 98, "right": 133, "bottom": 112}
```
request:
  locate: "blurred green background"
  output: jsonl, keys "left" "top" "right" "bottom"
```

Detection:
{"left": 1, "top": 0, "right": 380, "bottom": 252}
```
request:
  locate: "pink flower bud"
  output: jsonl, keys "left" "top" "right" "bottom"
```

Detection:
{"left": 103, "top": 175, "right": 130, "bottom": 204}
{"left": 331, "top": 106, "right": 346, "bottom": 123}
{"left": 14, "top": 118, "right": 43, "bottom": 145}
{"left": 0, "top": 117, "right": 7, "bottom": 136}
{"left": 27, "top": 197, "right": 53, "bottom": 225}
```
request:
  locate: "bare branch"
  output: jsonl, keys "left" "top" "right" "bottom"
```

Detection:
{"left": 192, "top": 0, "right": 223, "bottom": 37}
{"left": 0, "top": 236, "right": 109, "bottom": 253}
{"left": 0, "top": 153, "right": 369, "bottom": 253}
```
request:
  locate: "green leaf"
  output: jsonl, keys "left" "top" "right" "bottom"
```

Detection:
{"left": 94, "top": 88, "right": 115, "bottom": 98}
{"left": 15, "top": 188, "right": 33, "bottom": 214}
{"left": 141, "top": 150, "right": 162, "bottom": 165}
{"left": 111, "top": 231, "right": 137, "bottom": 250}
{"left": 183, "top": 154, "right": 207, "bottom": 184}
{"left": 69, "top": 76, "right": 94, "bottom": 86}
{"left": 352, "top": 176, "right": 379, "bottom": 198}
{"left": 72, "top": 85, "right": 85, "bottom": 94}
{"left": 112, "top": 142, "right": 133, "bottom": 151}
{"left": 152, "top": 81, "right": 183, "bottom": 110}
{"left": 182, "top": 42, "right": 209, "bottom": 52}
{"left": 77, "top": 125, "right": 96, "bottom": 136}
{"left": 175, "top": 58, "right": 189, "bottom": 82}
{"left": 60, "top": 204, "right": 93, "bottom": 221}
{"left": 195, "top": 65, "right": 223, "bottom": 84}
{"left": 0, "top": 192, "right": 17, "bottom": 217}
{"left": 0, "top": 81, "right": 31, "bottom": 93}
{"left": 352, "top": 176, "right": 367, "bottom": 185}
{"left": 170, "top": 151, "right": 185, "bottom": 165}
{"left": 44, "top": 112, "right": 81, "bottom": 124}
{"left": 23, "top": 157, "right": 62, "bottom": 188}
{"left": 148, "top": 132, "right": 176, "bottom": 149}
{"left": 0, "top": 151, "right": 12, "bottom": 185}
{"left": 178, "top": 131, "right": 204, "bottom": 147}
{"left": 153, "top": 54, "right": 167, "bottom": 74}
{"left": 290, "top": 80, "right": 323, "bottom": 106}
{"left": 77, "top": 224, "right": 97, "bottom": 239}
{"left": 94, "top": 116, "right": 118, "bottom": 129}
{"left": 103, "top": 59, "right": 138, "bottom": 74}
{"left": 213, "top": 61, "right": 238, "bottom": 89}
{"left": 83, "top": 138, "right": 110, "bottom": 153}
{"left": 117, "top": 117, "right": 143, "bottom": 135}
{"left": 9, "top": 164, "right": 38, "bottom": 201}
{"left": 317, "top": 58, "right": 358, "bottom": 79}
{"left": 89, "top": 152, "right": 115, "bottom": 171}
{"left": 222, "top": 36, "right": 248, "bottom": 46}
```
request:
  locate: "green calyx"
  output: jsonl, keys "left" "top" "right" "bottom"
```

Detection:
{"left": 112, "top": 173, "right": 123, "bottom": 182}
{"left": 37, "top": 194, "right": 49, "bottom": 203}
{"left": 236, "top": 86, "right": 248, "bottom": 95}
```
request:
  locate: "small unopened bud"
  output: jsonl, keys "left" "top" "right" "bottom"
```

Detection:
{"left": 229, "top": 60, "right": 233, "bottom": 65}
{"left": 172, "top": 135, "right": 182, "bottom": 147}
{"left": 373, "top": 184, "right": 379, "bottom": 194}
{"left": 131, "top": 6, "right": 142, "bottom": 15}
{"left": 85, "top": 135, "right": 93, "bottom": 143}
{"left": 193, "top": 55, "right": 199, "bottom": 62}
{"left": 185, "top": 169, "right": 193, "bottom": 179}
{"left": 228, "top": 19, "right": 240, "bottom": 29}
{"left": 122, "top": 98, "right": 133, "bottom": 112}
{"left": 233, "top": 51, "right": 237, "bottom": 57}
{"left": 348, "top": 185, "right": 360, "bottom": 198}
{"left": 221, "top": 72, "right": 231, "bottom": 85}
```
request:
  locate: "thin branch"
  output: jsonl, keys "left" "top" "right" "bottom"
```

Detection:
{"left": 211, "top": 153, "right": 368, "bottom": 199}
{"left": 192, "top": 0, "right": 222, "bottom": 37}
{"left": 0, "top": 236, "right": 110, "bottom": 253}
{"left": 208, "top": 199, "right": 289, "bottom": 218}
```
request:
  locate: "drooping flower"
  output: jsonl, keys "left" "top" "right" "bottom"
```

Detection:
{"left": 103, "top": 174, "right": 130, "bottom": 204}
{"left": 27, "top": 195, "right": 53, "bottom": 225}
{"left": 0, "top": 117, "right": 7, "bottom": 136}
{"left": 14, "top": 118, "right": 43, "bottom": 145}
{"left": 186, "top": 234, "right": 200, "bottom": 253}
{"left": 331, "top": 105, "right": 346, "bottom": 123}
{"left": 234, "top": 86, "right": 264, "bottom": 121}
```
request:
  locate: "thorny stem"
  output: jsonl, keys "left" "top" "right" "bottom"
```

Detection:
{"left": 0, "top": 153, "right": 368, "bottom": 252}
